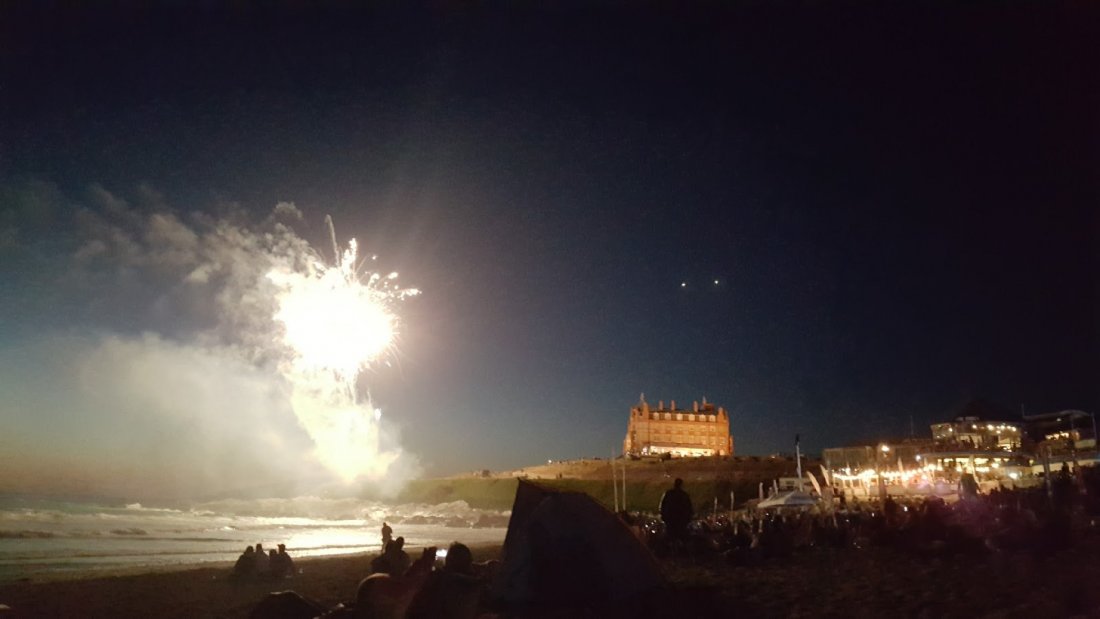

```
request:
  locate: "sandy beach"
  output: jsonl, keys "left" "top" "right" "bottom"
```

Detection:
{"left": 4, "top": 537, "right": 1100, "bottom": 618}
{"left": 0, "top": 544, "right": 501, "bottom": 619}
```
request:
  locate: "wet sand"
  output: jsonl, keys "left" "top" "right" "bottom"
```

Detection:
{"left": 3, "top": 540, "right": 1100, "bottom": 618}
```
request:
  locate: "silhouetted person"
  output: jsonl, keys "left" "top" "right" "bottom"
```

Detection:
{"left": 1053, "top": 463, "right": 1075, "bottom": 511}
{"left": 371, "top": 541, "right": 393, "bottom": 574}
{"left": 248, "top": 591, "right": 325, "bottom": 619}
{"left": 353, "top": 573, "right": 407, "bottom": 619}
{"left": 371, "top": 537, "right": 410, "bottom": 576}
{"left": 405, "top": 546, "right": 438, "bottom": 582}
{"left": 660, "top": 478, "right": 694, "bottom": 543}
{"left": 390, "top": 536, "right": 410, "bottom": 574}
{"left": 254, "top": 543, "right": 270, "bottom": 574}
{"left": 271, "top": 543, "right": 295, "bottom": 578}
{"left": 406, "top": 542, "right": 482, "bottom": 619}
{"left": 233, "top": 545, "right": 257, "bottom": 579}
{"left": 958, "top": 473, "right": 979, "bottom": 501}
{"left": 266, "top": 550, "right": 279, "bottom": 578}
{"left": 381, "top": 521, "right": 393, "bottom": 547}
{"left": 884, "top": 495, "right": 899, "bottom": 525}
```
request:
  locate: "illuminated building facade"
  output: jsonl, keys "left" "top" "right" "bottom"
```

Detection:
{"left": 823, "top": 441, "right": 928, "bottom": 472}
{"left": 623, "top": 396, "right": 733, "bottom": 457}
{"left": 823, "top": 406, "right": 1098, "bottom": 498}
{"left": 922, "top": 412, "right": 1028, "bottom": 481}
{"left": 930, "top": 416, "right": 1023, "bottom": 451}
{"left": 1022, "top": 409, "right": 1097, "bottom": 456}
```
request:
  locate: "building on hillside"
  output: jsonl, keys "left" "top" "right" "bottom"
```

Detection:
{"left": 929, "top": 416, "right": 1024, "bottom": 452}
{"left": 623, "top": 395, "right": 733, "bottom": 457}
{"left": 1022, "top": 409, "right": 1097, "bottom": 456}
{"left": 822, "top": 401, "right": 1099, "bottom": 498}
{"left": 823, "top": 439, "right": 930, "bottom": 473}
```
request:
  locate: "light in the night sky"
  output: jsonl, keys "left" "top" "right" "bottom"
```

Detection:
{"left": 681, "top": 282, "right": 687, "bottom": 288}
{"left": 269, "top": 238, "right": 413, "bottom": 383}
{"left": 267, "top": 218, "right": 419, "bottom": 482}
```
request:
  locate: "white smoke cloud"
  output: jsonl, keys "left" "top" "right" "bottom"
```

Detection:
{"left": 0, "top": 185, "right": 421, "bottom": 500}
{"left": 0, "top": 333, "right": 322, "bottom": 499}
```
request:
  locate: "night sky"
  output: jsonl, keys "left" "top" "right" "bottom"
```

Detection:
{"left": 2, "top": 3, "right": 1098, "bottom": 499}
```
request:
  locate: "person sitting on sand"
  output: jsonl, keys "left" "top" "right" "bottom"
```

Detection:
{"left": 389, "top": 537, "right": 411, "bottom": 574}
{"left": 404, "top": 546, "right": 438, "bottom": 581}
{"left": 254, "top": 543, "right": 270, "bottom": 574}
{"left": 659, "top": 478, "right": 694, "bottom": 544}
{"left": 406, "top": 542, "right": 483, "bottom": 619}
{"left": 265, "top": 549, "right": 280, "bottom": 578}
{"left": 370, "top": 537, "right": 411, "bottom": 577}
{"left": 371, "top": 540, "right": 393, "bottom": 574}
{"left": 355, "top": 573, "right": 408, "bottom": 619}
{"left": 272, "top": 543, "right": 295, "bottom": 578}
{"left": 317, "top": 565, "right": 426, "bottom": 618}
{"left": 233, "top": 545, "right": 257, "bottom": 579}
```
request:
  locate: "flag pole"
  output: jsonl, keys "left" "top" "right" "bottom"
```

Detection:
{"left": 612, "top": 450, "right": 619, "bottom": 512}
{"left": 795, "top": 434, "right": 803, "bottom": 490}
{"left": 621, "top": 454, "right": 627, "bottom": 512}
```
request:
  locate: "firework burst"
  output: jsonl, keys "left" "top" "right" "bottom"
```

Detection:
{"left": 266, "top": 218, "right": 419, "bottom": 483}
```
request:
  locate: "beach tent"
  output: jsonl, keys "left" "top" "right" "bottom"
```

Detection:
{"left": 757, "top": 490, "right": 818, "bottom": 510}
{"left": 492, "top": 479, "right": 664, "bottom": 609}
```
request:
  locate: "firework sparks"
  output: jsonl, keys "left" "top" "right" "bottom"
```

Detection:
{"left": 267, "top": 219, "right": 419, "bottom": 483}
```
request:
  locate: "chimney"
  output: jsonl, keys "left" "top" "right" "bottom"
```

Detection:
{"left": 658, "top": 400, "right": 664, "bottom": 410}
{"left": 671, "top": 400, "right": 676, "bottom": 411}
{"left": 693, "top": 401, "right": 699, "bottom": 412}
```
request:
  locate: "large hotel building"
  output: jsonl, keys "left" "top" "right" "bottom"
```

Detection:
{"left": 623, "top": 396, "right": 734, "bottom": 457}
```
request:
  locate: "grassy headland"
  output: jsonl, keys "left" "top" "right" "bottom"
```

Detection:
{"left": 397, "top": 455, "right": 817, "bottom": 512}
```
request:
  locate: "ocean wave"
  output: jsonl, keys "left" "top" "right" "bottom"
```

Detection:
{"left": 188, "top": 496, "right": 510, "bottom": 525}
{"left": 124, "top": 503, "right": 184, "bottom": 514}
{"left": 0, "top": 530, "right": 57, "bottom": 539}
{"left": 0, "top": 497, "right": 512, "bottom": 537}
{"left": 109, "top": 528, "right": 148, "bottom": 536}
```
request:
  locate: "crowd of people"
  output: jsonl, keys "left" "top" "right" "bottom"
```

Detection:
{"left": 249, "top": 523, "right": 495, "bottom": 619}
{"left": 244, "top": 466, "right": 1100, "bottom": 617}
{"left": 233, "top": 542, "right": 297, "bottom": 581}
{"left": 652, "top": 463, "right": 1100, "bottom": 565}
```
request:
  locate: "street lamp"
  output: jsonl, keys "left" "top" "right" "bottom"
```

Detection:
{"left": 877, "top": 443, "right": 889, "bottom": 500}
